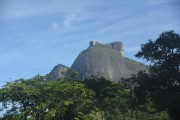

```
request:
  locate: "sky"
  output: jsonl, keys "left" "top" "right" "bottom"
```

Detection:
{"left": 0, "top": 0, "right": 180, "bottom": 87}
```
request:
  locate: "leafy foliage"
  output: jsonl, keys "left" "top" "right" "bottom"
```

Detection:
{"left": 0, "top": 75, "right": 169, "bottom": 120}
{"left": 135, "top": 30, "right": 180, "bottom": 120}
{"left": 0, "top": 76, "right": 95, "bottom": 120}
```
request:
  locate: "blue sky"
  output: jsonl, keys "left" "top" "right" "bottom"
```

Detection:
{"left": 0, "top": 0, "right": 180, "bottom": 86}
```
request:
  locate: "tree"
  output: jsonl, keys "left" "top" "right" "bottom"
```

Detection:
{"left": 135, "top": 30, "right": 180, "bottom": 120}
{"left": 46, "top": 80, "right": 95, "bottom": 120}
{"left": 0, "top": 76, "right": 95, "bottom": 120}
{"left": 0, "top": 75, "right": 49, "bottom": 120}
{"left": 84, "top": 77, "right": 132, "bottom": 120}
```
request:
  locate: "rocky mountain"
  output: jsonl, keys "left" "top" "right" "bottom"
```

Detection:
{"left": 71, "top": 41, "right": 148, "bottom": 82}
{"left": 47, "top": 64, "right": 69, "bottom": 80}
{"left": 48, "top": 41, "right": 148, "bottom": 82}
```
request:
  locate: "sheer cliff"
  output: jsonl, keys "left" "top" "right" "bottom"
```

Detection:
{"left": 71, "top": 41, "right": 148, "bottom": 82}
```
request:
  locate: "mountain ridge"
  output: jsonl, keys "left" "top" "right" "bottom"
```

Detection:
{"left": 48, "top": 41, "right": 148, "bottom": 81}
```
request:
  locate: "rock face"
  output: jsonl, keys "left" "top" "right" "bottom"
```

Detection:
{"left": 47, "top": 64, "right": 69, "bottom": 80}
{"left": 71, "top": 41, "right": 148, "bottom": 82}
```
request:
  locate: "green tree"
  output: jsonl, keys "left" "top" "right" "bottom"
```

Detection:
{"left": 0, "top": 75, "right": 49, "bottom": 120}
{"left": 135, "top": 30, "right": 180, "bottom": 120}
{"left": 125, "top": 71, "right": 170, "bottom": 120}
{"left": 45, "top": 80, "right": 95, "bottom": 120}
{"left": 84, "top": 77, "right": 131, "bottom": 120}
{"left": 0, "top": 76, "right": 95, "bottom": 120}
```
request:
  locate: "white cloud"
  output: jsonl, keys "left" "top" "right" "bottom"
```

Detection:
{"left": 0, "top": 0, "right": 92, "bottom": 20}
{"left": 52, "top": 22, "right": 60, "bottom": 31}
{"left": 64, "top": 13, "right": 76, "bottom": 27}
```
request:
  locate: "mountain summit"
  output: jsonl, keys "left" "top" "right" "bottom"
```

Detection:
{"left": 71, "top": 41, "right": 148, "bottom": 82}
{"left": 47, "top": 64, "right": 69, "bottom": 80}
